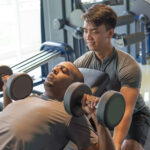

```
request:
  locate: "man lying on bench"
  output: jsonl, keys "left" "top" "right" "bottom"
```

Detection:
{"left": 0, "top": 61, "right": 118, "bottom": 150}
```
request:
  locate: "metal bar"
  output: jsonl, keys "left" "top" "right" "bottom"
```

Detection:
{"left": 13, "top": 50, "right": 58, "bottom": 72}
{"left": 11, "top": 50, "right": 51, "bottom": 69}
{"left": 140, "top": 24, "right": 146, "bottom": 64}
{"left": 124, "top": 32, "right": 145, "bottom": 46}
{"left": 12, "top": 51, "right": 52, "bottom": 70}
{"left": 116, "top": 14, "right": 135, "bottom": 27}
{"left": 18, "top": 51, "right": 61, "bottom": 73}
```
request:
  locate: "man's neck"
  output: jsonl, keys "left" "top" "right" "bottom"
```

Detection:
{"left": 94, "top": 45, "right": 114, "bottom": 64}
{"left": 43, "top": 92, "right": 63, "bottom": 101}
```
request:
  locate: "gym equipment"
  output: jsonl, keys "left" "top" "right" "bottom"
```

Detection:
{"left": 11, "top": 41, "right": 73, "bottom": 73}
{"left": 53, "top": 18, "right": 83, "bottom": 39}
{"left": 79, "top": 68, "right": 110, "bottom": 96}
{"left": 116, "top": 13, "right": 135, "bottom": 27}
{"left": 81, "top": 0, "right": 123, "bottom": 9}
{"left": 64, "top": 82, "right": 125, "bottom": 129}
{"left": 0, "top": 101, "right": 2, "bottom": 111}
{"left": 114, "top": 32, "right": 145, "bottom": 47}
{"left": 0, "top": 65, "right": 13, "bottom": 91}
{"left": 0, "top": 65, "right": 33, "bottom": 100}
{"left": 6, "top": 73, "right": 33, "bottom": 100}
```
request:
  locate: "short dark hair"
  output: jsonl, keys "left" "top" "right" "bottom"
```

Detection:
{"left": 83, "top": 4, "right": 117, "bottom": 30}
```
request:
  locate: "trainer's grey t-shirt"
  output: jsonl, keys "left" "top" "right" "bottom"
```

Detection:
{"left": 0, "top": 96, "right": 97, "bottom": 150}
{"left": 74, "top": 48, "right": 150, "bottom": 114}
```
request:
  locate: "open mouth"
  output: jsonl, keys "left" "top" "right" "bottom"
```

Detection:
{"left": 44, "top": 74, "right": 55, "bottom": 87}
{"left": 87, "top": 42, "right": 95, "bottom": 46}
{"left": 44, "top": 81, "right": 53, "bottom": 87}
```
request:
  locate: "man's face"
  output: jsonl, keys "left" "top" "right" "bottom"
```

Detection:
{"left": 44, "top": 62, "right": 77, "bottom": 99}
{"left": 83, "top": 21, "right": 113, "bottom": 52}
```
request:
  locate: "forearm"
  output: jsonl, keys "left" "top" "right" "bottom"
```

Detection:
{"left": 2, "top": 75, "right": 13, "bottom": 109}
{"left": 98, "top": 125, "right": 115, "bottom": 150}
{"left": 91, "top": 114, "right": 115, "bottom": 150}
{"left": 3, "top": 92, "right": 13, "bottom": 108}
{"left": 83, "top": 143, "right": 98, "bottom": 150}
{"left": 113, "top": 86, "right": 139, "bottom": 150}
{"left": 113, "top": 116, "right": 132, "bottom": 150}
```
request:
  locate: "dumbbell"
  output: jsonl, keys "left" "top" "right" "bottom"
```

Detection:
{"left": 64, "top": 82, "right": 126, "bottom": 129}
{"left": 0, "top": 65, "right": 33, "bottom": 100}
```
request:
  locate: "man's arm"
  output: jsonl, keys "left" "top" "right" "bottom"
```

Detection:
{"left": 3, "top": 89, "right": 13, "bottom": 108}
{"left": 2, "top": 76, "right": 13, "bottom": 108}
{"left": 71, "top": 141, "right": 98, "bottom": 150}
{"left": 113, "top": 86, "right": 139, "bottom": 150}
{"left": 91, "top": 114, "right": 116, "bottom": 150}
{"left": 83, "top": 143, "right": 98, "bottom": 150}
{"left": 82, "top": 94, "right": 115, "bottom": 150}
{"left": 68, "top": 109, "right": 98, "bottom": 150}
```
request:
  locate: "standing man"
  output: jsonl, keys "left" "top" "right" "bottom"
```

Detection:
{"left": 74, "top": 4, "right": 150, "bottom": 150}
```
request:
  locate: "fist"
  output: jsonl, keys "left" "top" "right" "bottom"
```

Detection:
{"left": 81, "top": 94, "right": 99, "bottom": 115}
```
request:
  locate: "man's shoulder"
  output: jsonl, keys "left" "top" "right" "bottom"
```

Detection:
{"left": 115, "top": 48, "right": 142, "bottom": 88}
{"left": 115, "top": 48, "right": 139, "bottom": 68}
{"left": 76, "top": 51, "right": 93, "bottom": 60}
{"left": 116, "top": 48, "right": 136, "bottom": 61}
{"left": 74, "top": 51, "right": 94, "bottom": 67}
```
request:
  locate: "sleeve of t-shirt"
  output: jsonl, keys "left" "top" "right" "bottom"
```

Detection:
{"left": 118, "top": 52, "right": 142, "bottom": 88}
{"left": 73, "top": 51, "right": 94, "bottom": 68}
{"left": 67, "top": 115, "right": 98, "bottom": 149}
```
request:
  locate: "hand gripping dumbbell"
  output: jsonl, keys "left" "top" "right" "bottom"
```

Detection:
{"left": 0, "top": 65, "right": 33, "bottom": 100}
{"left": 64, "top": 82, "right": 126, "bottom": 129}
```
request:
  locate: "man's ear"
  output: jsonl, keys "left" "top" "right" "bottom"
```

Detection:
{"left": 108, "top": 28, "right": 114, "bottom": 38}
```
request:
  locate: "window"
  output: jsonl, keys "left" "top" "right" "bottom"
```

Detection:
{"left": 0, "top": 0, "right": 41, "bottom": 66}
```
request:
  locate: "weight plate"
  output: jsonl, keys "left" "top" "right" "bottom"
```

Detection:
{"left": 96, "top": 90, "right": 125, "bottom": 130}
{"left": 6, "top": 73, "right": 33, "bottom": 100}
{"left": 64, "top": 82, "right": 91, "bottom": 117}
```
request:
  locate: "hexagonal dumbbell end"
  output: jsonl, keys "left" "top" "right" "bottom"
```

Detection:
{"left": 6, "top": 73, "right": 33, "bottom": 100}
{"left": 0, "top": 65, "right": 13, "bottom": 91}
{"left": 64, "top": 82, "right": 92, "bottom": 117}
{"left": 96, "top": 90, "right": 125, "bottom": 130}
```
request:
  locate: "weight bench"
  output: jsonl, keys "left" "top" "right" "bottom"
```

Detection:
{"left": 33, "top": 67, "right": 110, "bottom": 97}
{"left": 79, "top": 68, "right": 110, "bottom": 96}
